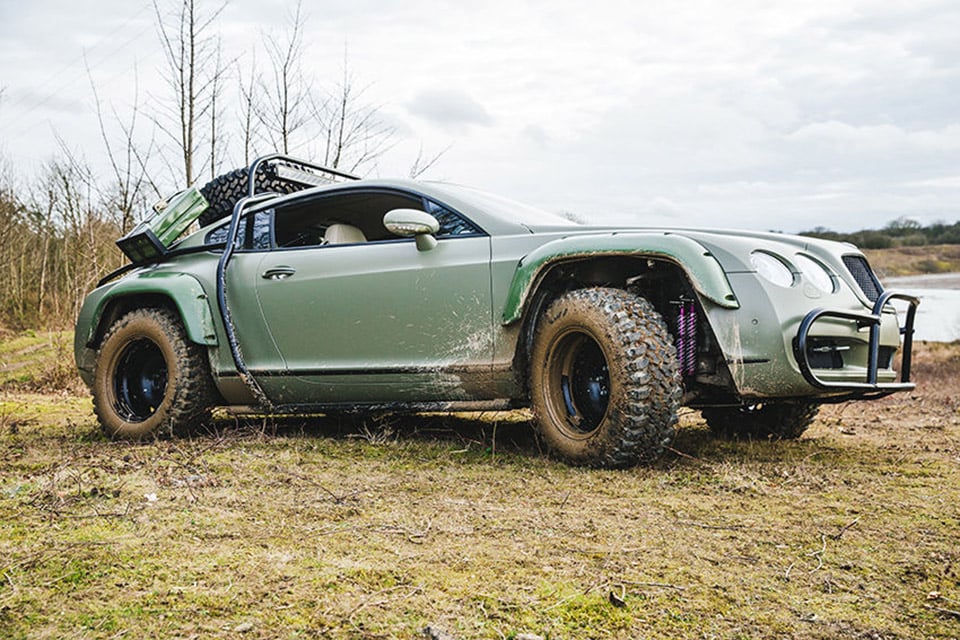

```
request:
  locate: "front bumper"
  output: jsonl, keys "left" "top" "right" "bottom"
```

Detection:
{"left": 793, "top": 290, "right": 919, "bottom": 400}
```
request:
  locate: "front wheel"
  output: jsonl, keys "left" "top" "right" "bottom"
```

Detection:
{"left": 530, "top": 288, "right": 682, "bottom": 468}
{"left": 702, "top": 402, "right": 820, "bottom": 440}
{"left": 93, "top": 308, "right": 217, "bottom": 440}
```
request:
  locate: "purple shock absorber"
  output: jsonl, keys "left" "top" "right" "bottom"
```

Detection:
{"left": 677, "top": 301, "right": 697, "bottom": 376}
{"left": 684, "top": 301, "right": 696, "bottom": 376}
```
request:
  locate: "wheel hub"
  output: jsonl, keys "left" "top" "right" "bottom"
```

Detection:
{"left": 558, "top": 334, "right": 610, "bottom": 433}
{"left": 113, "top": 339, "right": 167, "bottom": 423}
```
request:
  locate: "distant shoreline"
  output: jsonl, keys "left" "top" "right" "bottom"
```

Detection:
{"left": 864, "top": 244, "right": 960, "bottom": 278}
{"left": 885, "top": 272, "right": 960, "bottom": 289}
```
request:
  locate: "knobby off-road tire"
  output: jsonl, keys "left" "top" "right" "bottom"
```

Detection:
{"left": 702, "top": 402, "right": 820, "bottom": 440}
{"left": 530, "top": 287, "right": 683, "bottom": 468}
{"left": 198, "top": 163, "right": 309, "bottom": 227}
{"left": 93, "top": 308, "right": 218, "bottom": 440}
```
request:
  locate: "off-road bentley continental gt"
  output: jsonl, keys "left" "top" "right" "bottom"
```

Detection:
{"left": 74, "top": 155, "right": 919, "bottom": 467}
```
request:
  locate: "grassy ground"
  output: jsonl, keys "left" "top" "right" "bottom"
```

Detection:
{"left": 1, "top": 335, "right": 959, "bottom": 639}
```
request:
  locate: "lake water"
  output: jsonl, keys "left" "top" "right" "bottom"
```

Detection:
{"left": 884, "top": 273, "right": 960, "bottom": 343}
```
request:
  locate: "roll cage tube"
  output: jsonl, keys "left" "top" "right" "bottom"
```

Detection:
{"left": 215, "top": 192, "right": 281, "bottom": 408}
{"left": 793, "top": 290, "right": 920, "bottom": 400}
{"left": 215, "top": 153, "right": 361, "bottom": 408}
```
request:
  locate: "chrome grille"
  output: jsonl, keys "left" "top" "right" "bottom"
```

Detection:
{"left": 842, "top": 255, "right": 882, "bottom": 302}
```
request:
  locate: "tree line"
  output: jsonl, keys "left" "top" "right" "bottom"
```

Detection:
{"left": 802, "top": 217, "right": 960, "bottom": 249}
{"left": 0, "top": 0, "right": 435, "bottom": 331}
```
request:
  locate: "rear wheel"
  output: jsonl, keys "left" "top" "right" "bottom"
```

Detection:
{"left": 702, "top": 401, "right": 820, "bottom": 440}
{"left": 530, "top": 288, "right": 682, "bottom": 468}
{"left": 93, "top": 308, "right": 217, "bottom": 440}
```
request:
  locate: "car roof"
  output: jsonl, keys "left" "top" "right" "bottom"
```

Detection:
{"left": 238, "top": 177, "right": 577, "bottom": 236}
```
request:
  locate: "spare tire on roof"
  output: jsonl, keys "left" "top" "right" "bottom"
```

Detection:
{"left": 197, "top": 161, "right": 312, "bottom": 227}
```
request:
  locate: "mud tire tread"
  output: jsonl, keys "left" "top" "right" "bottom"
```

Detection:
{"left": 198, "top": 162, "right": 309, "bottom": 227}
{"left": 530, "top": 287, "right": 682, "bottom": 468}
{"left": 702, "top": 402, "right": 820, "bottom": 440}
{"left": 93, "top": 308, "right": 218, "bottom": 440}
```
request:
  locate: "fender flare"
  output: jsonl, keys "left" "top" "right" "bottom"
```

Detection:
{"left": 77, "top": 271, "right": 218, "bottom": 348}
{"left": 501, "top": 232, "right": 740, "bottom": 325}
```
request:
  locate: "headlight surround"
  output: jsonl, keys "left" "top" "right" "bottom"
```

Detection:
{"left": 795, "top": 254, "right": 836, "bottom": 293}
{"left": 750, "top": 251, "right": 795, "bottom": 288}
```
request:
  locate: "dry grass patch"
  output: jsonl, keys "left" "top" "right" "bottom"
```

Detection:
{"left": 865, "top": 244, "right": 960, "bottom": 278}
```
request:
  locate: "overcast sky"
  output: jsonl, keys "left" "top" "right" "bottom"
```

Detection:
{"left": 1, "top": 0, "right": 959, "bottom": 232}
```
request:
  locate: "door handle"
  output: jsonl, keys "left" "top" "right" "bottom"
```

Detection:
{"left": 262, "top": 266, "right": 296, "bottom": 280}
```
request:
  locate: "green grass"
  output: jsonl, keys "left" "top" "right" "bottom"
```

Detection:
{"left": 0, "top": 330, "right": 82, "bottom": 392}
{"left": 1, "top": 337, "right": 959, "bottom": 638}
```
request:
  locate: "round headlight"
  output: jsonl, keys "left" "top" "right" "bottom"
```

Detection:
{"left": 750, "top": 251, "right": 795, "bottom": 288}
{"left": 795, "top": 254, "right": 835, "bottom": 293}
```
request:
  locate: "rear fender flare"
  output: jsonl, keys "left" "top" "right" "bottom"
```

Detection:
{"left": 78, "top": 272, "right": 218, "bottom": 348}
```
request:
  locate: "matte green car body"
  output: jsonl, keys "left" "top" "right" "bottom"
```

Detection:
{"left": 75, "top": 176, "right": 916, "bottom": 419}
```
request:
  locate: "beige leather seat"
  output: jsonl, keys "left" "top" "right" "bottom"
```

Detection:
{"left": 324, "top": 223, "right": 367, "bottom": 245}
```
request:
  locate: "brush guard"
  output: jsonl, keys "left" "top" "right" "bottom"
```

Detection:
{"left": 793, "top": 291, "right": 920, "bottom": 399}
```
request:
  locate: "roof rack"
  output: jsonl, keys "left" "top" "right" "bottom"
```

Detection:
{"left": 246, "top": 153, "right": 359, "bottom": 197}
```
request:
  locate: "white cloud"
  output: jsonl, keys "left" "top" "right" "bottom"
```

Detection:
{"left": 406, "top": 89, "right": 493, "bottom": 133}
{"left": 788, "top": 121, "right": 960, "bottom": 152}
{"left": 0, "top": 0, "right": 958, "bottom": 233}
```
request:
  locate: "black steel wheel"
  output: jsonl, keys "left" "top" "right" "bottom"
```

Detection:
{"left": 112, "top": 337, "right": 168, "bottom": 422}
{"left": 545, "top": 331, "right": 611, "bottom": 437}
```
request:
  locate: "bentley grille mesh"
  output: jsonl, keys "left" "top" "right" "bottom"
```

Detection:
{"left": 842, "top": 255, "right": 882, "bottom": 303}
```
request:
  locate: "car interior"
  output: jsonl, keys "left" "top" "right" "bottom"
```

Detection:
{"left": 205, "top": 189, "right": 484, "bottom": 251}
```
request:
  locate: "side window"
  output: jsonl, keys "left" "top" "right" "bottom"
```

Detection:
{"left": 273, "top": 192, "right": 429, "bottom": 249}
{"left": 425, "top": 199, "right": 483, "bottom": 237}
{"left": 204, "top": 209, "right": 272, "bottom": 249}
{"left": 205, "top": 218, "right": 244, "bottom": 246}
{"left": 210, "top": 190, "right": 488, "bottom": 250}
{"left": 248, "top": 209, "right": 273, "bottom": 249}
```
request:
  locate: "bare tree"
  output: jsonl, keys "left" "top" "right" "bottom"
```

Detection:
{"left": 256, "top": 0, "right": 313, "bottom": 155}
{"left": 313, "top": 55, "right": 396, "bottom": 173}
{"left": 237, "top": 48, "right": 261, "bottom": 166}
{"left": 408, "top": 143, "right": 451, "bottom": 179}
{"left": 87, "top": 62, "right": 158, "bottom": 233}
{"left": 152, "top": 0, "right": 226, "bottom": 185}
{"left": 253, "top": 6, "right": 394, "bottom": 172}
{"left": 208, "top": 36, "right": 230, "bottom": 179}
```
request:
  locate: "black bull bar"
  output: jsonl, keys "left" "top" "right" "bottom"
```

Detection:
{"left": 793, "top": 291, "right": 920, "bottom": 399}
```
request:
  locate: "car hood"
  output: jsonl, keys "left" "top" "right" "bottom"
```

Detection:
{"left": 521, "top": 223, "right": 859, "bottom": 274}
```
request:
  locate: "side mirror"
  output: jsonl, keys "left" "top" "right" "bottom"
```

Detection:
{"left": 384, "top": 208, "right": 440, "bottom": 251}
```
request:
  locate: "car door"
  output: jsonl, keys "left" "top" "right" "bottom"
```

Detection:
{"left": 230, "top": 189, "right": 495, "bottom": 405}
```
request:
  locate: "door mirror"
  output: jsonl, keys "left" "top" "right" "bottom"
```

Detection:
{"left": 384, "top": 209, "right": 440, "bottom": 251}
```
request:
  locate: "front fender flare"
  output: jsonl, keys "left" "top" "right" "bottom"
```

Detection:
{"left": 501, "top": 233, "right": 740, "bottom": 325}
{"left": 77, "top": 271, "right": 218, "bottom": 348}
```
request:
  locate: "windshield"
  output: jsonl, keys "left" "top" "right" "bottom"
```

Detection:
{"left": 427, "top": 183, "right": 579, "bottom": 227}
